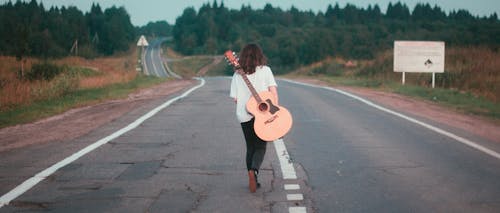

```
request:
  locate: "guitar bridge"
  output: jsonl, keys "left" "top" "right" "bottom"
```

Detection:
{"left": 264, "top": 115, "right": 279, "bottom": 124}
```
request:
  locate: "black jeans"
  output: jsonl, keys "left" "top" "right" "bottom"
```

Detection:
{"left": 241, "top": 118, "right": 267, "bottom": 172}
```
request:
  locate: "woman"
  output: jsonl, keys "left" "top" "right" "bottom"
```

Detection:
{"left": 229, "top": 43, "right": 278, "bottom": 193}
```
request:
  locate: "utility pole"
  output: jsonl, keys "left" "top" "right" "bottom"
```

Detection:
{"left": 70, "top": 39, "right": 78, "bottom": 56}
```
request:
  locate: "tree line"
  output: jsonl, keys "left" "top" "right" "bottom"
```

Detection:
{"left": 136, "top": 20, "right": 172, "bottom": 38}
{"left": 1, "top": 0, "right": 499, "bottom": 74}
{"left": 0, "top": 0, "right": 136, "bottom": 59}
{"left": 173, "top": 1, "right": 500, "bottom": 72}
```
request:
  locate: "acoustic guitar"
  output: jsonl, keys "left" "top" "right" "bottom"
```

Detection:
{"left": 225, "top": 50, "right": 293, "bottom": 141}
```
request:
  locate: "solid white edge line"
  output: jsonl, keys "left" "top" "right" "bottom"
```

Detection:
{"left": 273, "top": 139, "right": 297, "bottom": 179}
{"left": 282, "top": 79, "right": 500, "bottom": 161}
{"left": 0, "top": 78, "right": 206, "bottom": 208}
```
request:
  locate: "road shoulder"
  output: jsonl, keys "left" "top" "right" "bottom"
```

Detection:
{"left": 0, "top": 79, "right": 196, "bottom": 153}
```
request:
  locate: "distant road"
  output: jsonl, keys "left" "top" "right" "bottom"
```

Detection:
{"left": 143, "top": 37, "right": 171, "bottom": 77}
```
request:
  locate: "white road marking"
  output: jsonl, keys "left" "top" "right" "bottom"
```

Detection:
{"left": 289, "top": 207, "right": 307, "bottom": 213}
{"left": 287, "top": 194, "right": 304, "bottom": 201}
{"left": 0, "top": 78, "right": 206, "bottom": 208}
{"left": 156, "top": 45, "right": 168, "bottom": 77}
{"left": 141, "top": 48, "right": 149, "bottom": 75}
{"left": 273, "top": 139, "right": 297, "bottom": 179}
{"left": 285, "top": 184, "right": 301, "bottom": 190}
{"left": 150, "top": 48, "right": 160, "bottom": 76}
{"left": 273, "top": 136, "right": 305, "bottom": 211}
{"left": 282, "top": 79, "right": 500, "bottom": 161}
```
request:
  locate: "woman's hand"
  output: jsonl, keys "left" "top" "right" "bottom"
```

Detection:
{"left": 269, "top": 86, "right": 278, "bottom": 105}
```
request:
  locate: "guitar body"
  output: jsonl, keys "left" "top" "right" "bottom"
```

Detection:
{"left": 246, "top": 91, "right": 293, "bottom": 141}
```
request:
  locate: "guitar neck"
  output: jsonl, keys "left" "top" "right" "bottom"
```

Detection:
{"left": 224, "top": 50, "right": 264, "bottom": 103}
{"left": 239, "top": 71, "right": 263, "bottom": 103}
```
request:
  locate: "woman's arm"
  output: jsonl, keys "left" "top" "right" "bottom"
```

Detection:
{"left": 269, "top": 86, "right": 278, "bottom": 105}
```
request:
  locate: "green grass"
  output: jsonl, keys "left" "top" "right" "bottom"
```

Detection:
{"left": 0, "top": 74, "right": 167, "bottom": 128}
{"left": 318, "top": 75, "right": 385, "bottom": 88}
{"left": 311, "top": 75, "right": 500, "bottom": 120}
{"left": 66, "top": 66, "right": 102, "bottom": 77}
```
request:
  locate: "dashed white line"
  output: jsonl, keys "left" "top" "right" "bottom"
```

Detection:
{"left": 287, "top": 194, "right": 304, "bottom": 201}
{"left": 0, "top": 78, "right": 206, "bottom": 208}
{"left": 285, "top": 184, "right": 301, "bottom": 190}
{"left": 149, "top": 48, "right": 160, "bottom": 76}
{"left": 156, "top": 45, "right": 169, "bottom": 77}
{"left": 273, "top": 138, "right": 307, "bottom": 212}
{"left": 273, "top": 139, "right": 297, "bottom": 179}
{"left": 289, "top": 207, "right": 307, "bottom": 213}
{"left": 282, "top": 79, "right": 500, "bottom": 161}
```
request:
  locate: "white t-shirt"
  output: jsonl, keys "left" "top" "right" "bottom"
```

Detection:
{"left": 229, "top": 65, "right": 277, "bottom": 123}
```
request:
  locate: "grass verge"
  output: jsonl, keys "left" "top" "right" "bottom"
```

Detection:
{"left": 0, "top": 74, "right": 167, "bottom": 128}
{"left": 393, "top": 84, "right": 500, "bottom": 119}
{"left": 205, "top": 58, "right": 232, "bottom": 76}
{"left": 168, "top": 56, "right": 213, "bottom": 78}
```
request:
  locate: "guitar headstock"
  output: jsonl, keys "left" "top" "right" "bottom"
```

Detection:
{"left": 224, "top": 50, "right": 244, "bottom": 75}
{"left": 224, "top": 50, "right": 239, "bottom": 66}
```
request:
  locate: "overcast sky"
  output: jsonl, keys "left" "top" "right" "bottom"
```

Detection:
{"left": 2, "top": 0, "right": 499, "bottom": 26}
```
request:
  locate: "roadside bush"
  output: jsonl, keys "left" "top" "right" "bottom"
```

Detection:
{"left": 30, "top": 72, "right": 79, "bottom": 101}
{"left": 357, "top": 51, "right": 392, "bottom": 77}
{"left": 26, "top": 62, "right": 63, "bottom": 81}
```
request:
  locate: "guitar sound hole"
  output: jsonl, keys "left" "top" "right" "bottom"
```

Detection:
{"left": 258, "top": 103, "right": 268, "bottom": 112}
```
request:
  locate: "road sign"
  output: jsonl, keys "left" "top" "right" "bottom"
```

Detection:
{"left": 394, "top": 41, "right": 445, "bottom": 73}
{"left": 137, "top": 35, "right": 149, "bottom": 47}
{"left": 394, "top": 41, "right": 445, "bottom": 88}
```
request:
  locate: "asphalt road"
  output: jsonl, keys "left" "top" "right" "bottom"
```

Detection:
{"left": 279, "top": 80, "right": 500, "bottom": 212}
{"left": 1, "top": 77, "right": 499, "bottom": 212}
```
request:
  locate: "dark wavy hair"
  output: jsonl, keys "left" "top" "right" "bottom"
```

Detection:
{"left": 239, "top": 43, "right": 267, "bottom": 74}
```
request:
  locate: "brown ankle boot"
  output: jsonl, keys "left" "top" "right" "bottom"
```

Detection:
{"left": 248, "top": 170, "right": 257, "bottom": 193}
